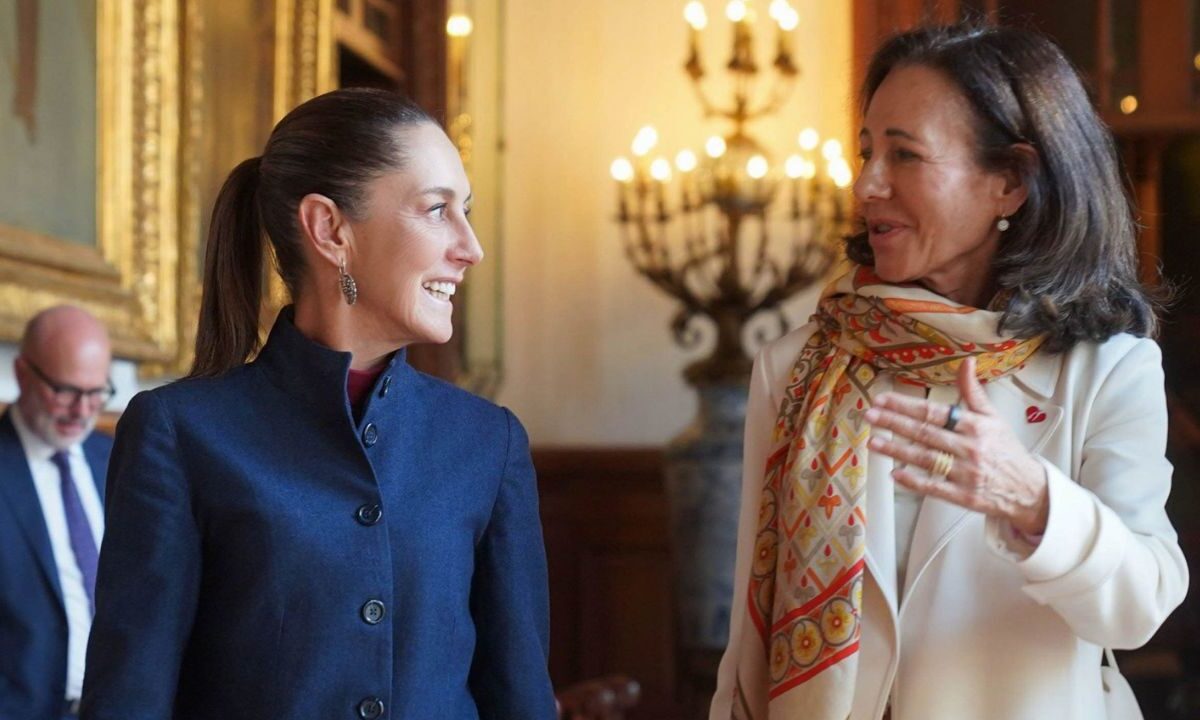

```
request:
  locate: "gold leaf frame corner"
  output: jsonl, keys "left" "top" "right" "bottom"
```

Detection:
{"left": 0, "top": 0, "right": 181, "bottom": 368}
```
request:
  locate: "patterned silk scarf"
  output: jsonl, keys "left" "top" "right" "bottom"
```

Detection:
{"left": 728, "top": 266, "right": 1043, "bottom": 720}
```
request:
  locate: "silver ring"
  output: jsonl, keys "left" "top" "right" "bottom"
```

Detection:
{"left": 943, "top": 403, "right": 962, "bottom": 432}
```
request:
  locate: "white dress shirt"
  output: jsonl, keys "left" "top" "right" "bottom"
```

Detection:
{"left": 11, "top": 405, "right": 105, "bottom": 701}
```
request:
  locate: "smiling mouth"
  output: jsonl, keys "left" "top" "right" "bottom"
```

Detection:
{"left": 868, "top": 222, "right": 906, "bottom": 240}
{"left": 422, "top": 281, "right": 457, "bottom": 302}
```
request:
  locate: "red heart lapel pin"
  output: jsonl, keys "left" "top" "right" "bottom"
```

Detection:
{"left": 1026, "top": 405, "right": 1048, "bottom": 424}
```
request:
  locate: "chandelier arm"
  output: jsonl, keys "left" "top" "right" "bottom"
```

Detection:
{"left": 752, "top": 306, "right": 791, "bottom": 347}
{"left": 742, "top": 257, "right": 777, "bottom": 312}
{"left": 752, "top": 215, "right": 771, "bottom": 286}
{"left": 637, "top": 240, "right": 708, "bottom": 311}
{"left": 670, "top": 306, "right": 707, "bottom": 349}
{"left": 688, "top": 79, "right": 733, "bottom": 123}
{"left": 653, "top": 216, "right": 673, "bottom": 273}
{"left": 618, "top": 222, "right": 648, "bottom": 272}
{"left": 751, "top": 254, "right": 785, "bottom": 306}
{"left": 778, "top": 246, "right": 835, "bottom": 299}
{"left": 678, "top": 218, "right": 715, "bottom": 296}
{"left": 680, "top": 250, "right": 724, "bottom": 299}
{"left": 664, "top": 274, "right": 712, "bottom": 319}
{"left": 744, "top": 74, "right": 796, "bottom": 123}
{"left": 704, "top": 215, "right": 730, "bottom": 294}
{"left": 750, "top": 281, "right": 788, "bottom": 317}
{"left": 631, "top": 214, "right": 662, "bottom": 274}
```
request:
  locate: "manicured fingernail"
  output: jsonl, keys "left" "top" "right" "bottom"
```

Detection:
{"left": 864, "top": 408, "right": 879, "bottom": 422}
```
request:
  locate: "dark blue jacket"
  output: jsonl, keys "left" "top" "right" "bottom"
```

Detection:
{"left": 0, "top": 410, "right": 110, "bottom": 720}
{"left": 81, "top": 312, "right": 555, "bottom": 719}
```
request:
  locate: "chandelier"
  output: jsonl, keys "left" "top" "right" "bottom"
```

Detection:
{"left": 610, "top": 0, "right": 853, "bottom": 386}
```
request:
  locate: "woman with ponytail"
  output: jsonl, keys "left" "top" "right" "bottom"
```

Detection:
{"left": 711, "top": 24, "right": 1186, "bottom": 720}
{"left": 81, "top": 88, "right": 556, "bottom": 719}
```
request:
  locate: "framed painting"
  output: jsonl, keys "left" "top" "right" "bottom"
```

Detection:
{"left": 0, "top": 0, "right": 182, "bottom": 362}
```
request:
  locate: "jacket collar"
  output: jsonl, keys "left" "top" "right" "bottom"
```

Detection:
{"left": 253, "top": 307, "right": 408, "bottom": 426}
{"left": 1009, "top": 343, "right": 1062, "bottom": 399}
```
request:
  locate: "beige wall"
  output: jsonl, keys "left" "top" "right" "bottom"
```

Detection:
{"left": 498, "top": 0, "right": 853, "bottom": 445}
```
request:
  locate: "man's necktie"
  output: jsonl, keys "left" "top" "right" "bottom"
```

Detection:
{"left": 51, "top": 451, "right": 99, "bottom": 613}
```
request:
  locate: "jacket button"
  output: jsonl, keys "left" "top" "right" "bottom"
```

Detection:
{"left": 361, "top": 599, "right": 386, "bottom": 625}
{"left": 379, "top": 376, "right": 392, "bottom": 397}
{"left": 362, "top": 423, "right": 378, "bottom": 447}
{"left": 355, "top": 504, "right": 382, "bottom": 526}
{"left": 358, "top": 697, "right": 384, "bottom": 719}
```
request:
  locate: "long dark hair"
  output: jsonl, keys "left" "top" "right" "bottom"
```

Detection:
{"left": 849, "top": 23, "right": 1160, "bottom": 352}
{"left": 190, "top": 88, "right": 433, "bottom": 377}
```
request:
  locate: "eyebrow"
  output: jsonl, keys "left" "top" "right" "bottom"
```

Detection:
{"left": 858, "top": 127, "right": 922, "bottom": 143}
{"left": 420, "top": 187, "right": 473, "bottom": 204}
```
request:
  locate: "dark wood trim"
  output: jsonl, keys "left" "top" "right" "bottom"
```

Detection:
{"left": 534, "top": 447, "right": 688, "bottom": 720}
{"left": 1139, "top": 0, "right": 1191, "bottom": 114}
{"left": 851, "top": 0, "right": 929, "bottom": 105}
{"left": 390, "top": 0, "right": 460, "bottom": 382}
{"left": 399, "top": 0, "right": 448, "bottom": 121}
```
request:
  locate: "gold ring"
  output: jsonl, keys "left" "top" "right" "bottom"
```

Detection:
{"left": 930, "top": 450, "right": 954, "bottom": 478}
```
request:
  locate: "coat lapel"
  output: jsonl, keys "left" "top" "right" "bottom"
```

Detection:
{"left": 0, "top": 412, "right": 64, "bottom": 606}
{"left": 864, "top": 444, "right": 899, "bottom": 615}
{"left": 900, "top": 352, "right": 1064, "bottom": 606}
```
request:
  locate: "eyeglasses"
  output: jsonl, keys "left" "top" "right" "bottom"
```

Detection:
{"left": 25, "top": 360, "right": 116, "bottom": 408}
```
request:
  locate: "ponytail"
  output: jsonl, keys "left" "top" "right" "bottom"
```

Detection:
{"left": 189, "top": 156, "right": 265, "bottom": 378}
{"left": 189, "top": 89, "right": 434, "bottom": 377}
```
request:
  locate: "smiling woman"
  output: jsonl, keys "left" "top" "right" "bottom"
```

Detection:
{"left": 80, "top": 89, "right": 556, "bottom": 720}
{"left": 854, "top": 64, "right": 1028, "bottom": 308}
{"left": 320, "top": 125, "right": 483, "bottom": 356}
{"left": 712, "top": 23, "right": 1185, "bottom": 720}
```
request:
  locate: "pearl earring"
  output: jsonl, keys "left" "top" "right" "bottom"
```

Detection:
{"left": 997, "top": 216, "right": 1010, "bottom": 232}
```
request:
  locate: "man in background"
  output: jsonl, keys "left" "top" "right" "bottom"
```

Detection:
{"left": 0, "top": 306, "right": 114, "bottom": 720}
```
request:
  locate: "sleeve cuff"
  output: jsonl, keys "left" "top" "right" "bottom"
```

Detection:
{"left": 984, "top": 516, "right": 1041, "bottom": 561}
{"left": 984, "top": 457, "right": 1102, "bottom": 583}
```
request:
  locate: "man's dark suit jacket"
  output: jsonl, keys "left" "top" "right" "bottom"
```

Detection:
{"left": 0, "top": 409, "right": 111, "bottom": 720}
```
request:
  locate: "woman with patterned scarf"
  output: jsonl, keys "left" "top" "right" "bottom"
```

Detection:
{"left": 710, "top": 23, "right": 1188, "bottom": 720}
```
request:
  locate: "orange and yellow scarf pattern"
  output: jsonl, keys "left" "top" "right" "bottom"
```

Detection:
{"left": 729, "top": 266, "right": 1043, "bottom": 720}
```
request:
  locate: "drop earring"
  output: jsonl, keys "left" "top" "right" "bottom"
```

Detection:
{"left": 339, "top": 260, "right": 357, "bottom": 305}
{"left": 997, "top": 215, "right": 1011, "bottom": 232}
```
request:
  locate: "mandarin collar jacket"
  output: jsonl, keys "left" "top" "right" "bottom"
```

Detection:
{"left": 81, "top": 309, "right": 555, "bottom": 720}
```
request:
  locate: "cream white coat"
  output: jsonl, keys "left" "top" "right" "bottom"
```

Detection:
{"left": 710, "top": 327, "right": 1188, "bottom": 720}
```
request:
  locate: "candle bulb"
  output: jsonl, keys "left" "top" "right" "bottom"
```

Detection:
{"left": 796, "top": 157, "right": 816, "bottom": 216}
{"left": 684, "top": 1, "right": 707, "bottom": 78}
{"left": 747, "top": 154, "right": 768, "bottom": 203}
{"left": 650, "top": 157, "right": 672, "bottom": 218}
{"left": 770, "top": 2, "right": 798, "bottom": 62}
{"left": 726, "top": 0, "right": 754, "bottom": 71}
{"left": 676, "top": 149, "right": 698, "bottom": 212}
{"left": 632, "top": 125, "right": 658, "bottom": 158}
{"left": 611, "top": 157, "right": 635, "bottom": 221}
{"left": 785, "top": 154, "right": 803, "bottom": 220}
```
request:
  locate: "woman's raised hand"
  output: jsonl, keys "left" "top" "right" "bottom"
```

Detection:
{"left": 864, "top": 356, "right": 1050, "bottom": 535}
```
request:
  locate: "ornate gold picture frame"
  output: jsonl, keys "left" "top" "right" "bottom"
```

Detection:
{"left": 0, "top": 0, "right": 181, "bottom": 363}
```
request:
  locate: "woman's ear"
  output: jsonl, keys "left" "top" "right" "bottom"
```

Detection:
{"left": 297, "top": 193, "right": 354, "bottom": 268}
{"left": 997, "top": 142, "right": 1038, "bottom": 215}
